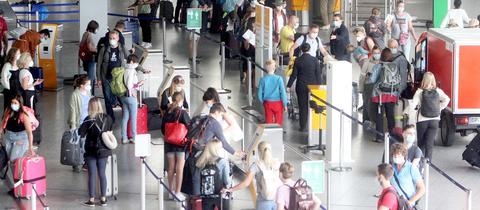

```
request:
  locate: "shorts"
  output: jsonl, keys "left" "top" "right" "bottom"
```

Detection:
{"left": 165, "top": 143, "right": 185, "bottom": 158}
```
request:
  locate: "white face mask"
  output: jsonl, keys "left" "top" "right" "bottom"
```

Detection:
{"left": 84, "top": 85, "right": 92, "bottom": 91}
{"left": 333, "top": 20, "right": 341, "bottom": 27}
{"left": 294, "top": 23, "right": 299, "bottom": 29}
{"left": 15, "top": 54, "right": 20, "bottom": 61}
{"left": 309, "top": 32, "right": 318, "bottom": 39}
{"left": 10, "top": 104, "right": 20, "bottom": 112}
{"left": 405, "top": 135, "right": 416, "bottom": 146}
{"left": 175, "top": 86, "right": 183, "bottom": 92}
{"left": 206, "top": 102, "right": 213, "bottom": 109}
{"left": 126, "top": 63, "right": 139, "bottom": 69}
{"left": 393, "top": 156, "right": 404, "bottom": 165}
{"left": 390, "top": 48, "right": 398, "bottom": 54}
{"left": 28, "top": 61, "right": 34, "bottom": 67}
{"left": 373, "top": 53, "right": 381, "bottom": 60}
{"left": 356, "top": 36, "right": 363, "bottom": 42}
{"left": 109, "top": 39, "right": 118, "bottom": 47}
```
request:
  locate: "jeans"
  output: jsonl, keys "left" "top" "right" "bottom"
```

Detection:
{"left": 138, "top": 14, "right": 152, "bottom": 43}
{"left": 102, "top": 79, "right": 117, "bottom": 123}
{"left": 372, "top": 102, "right": 396, "bottom": 140}
{"left": 399, "top": 37, "right": 412, "bottom": 60}
{"left": 263, "top": 100, "right": 284, "bottom": 125}
{"left": 85, "top": 156, "right": 108, "bottom": 198}
{"left": 83, "top": 60, "right": 96, "bottom": 95}
{"left": 4, "top": 130, "right": 28, "bottom": 161}
{"left": 256, "top": 199, "right": 276, "bottom": 210}
{"left": 416, "top": 120, "right": 439, "bottom": 160}
{"left": 121, "top": 96, "right": 138, "bottom": 141}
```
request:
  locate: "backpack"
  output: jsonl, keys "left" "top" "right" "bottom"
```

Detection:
{"left": 256, "top": 161, "right": 281, "bottom": 200}
{"left": 380, "top": 188, "right": 408, "bottom": 210}
{"left": 294, "top": 34, "right": 322, "bottom": 60}
{"left": 376, "top": 62, "right": 401, "bottom": 94}
{"left": 79, "top": 35, "right": 94, "bottom": 62}
{"left": 200, "top": 158, "right": 223, "bottom": 197}
{"left": 186, "top": 115, "right": 211, "bottom": 153}
{"left": 9, "top": 70, "right": 23, "bottom": 97}
{"left": 1, "top": 106, "right": 39, "bottom": 131}
{"left": 420, "top": 89, "right": 440, "bottom": 118}
{"left": 110, "top": 67, "right": 127, "bottom": 96}
{"left": 287, "top": 179, "right": 314, "bottom": 210}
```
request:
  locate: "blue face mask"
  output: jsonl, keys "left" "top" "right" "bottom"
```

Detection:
{"left": 206, "top": 102, "right": 213, "bottom": 109}
{"left": 373, "top": 53, "right": 381, "bottom": 60}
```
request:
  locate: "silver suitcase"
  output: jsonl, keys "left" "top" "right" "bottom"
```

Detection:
{"left": 105, "top": 154, "right": 118, "bottom": 200}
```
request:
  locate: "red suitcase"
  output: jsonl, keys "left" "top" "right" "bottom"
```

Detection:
{"left": 189, "top": 196, "right": 202, "bottom": 210}
{"left": 13, "top": 155, "right": 47, "bottom": 199}
{"left": 127, "top": 103, "right": 148, "bottom": 139}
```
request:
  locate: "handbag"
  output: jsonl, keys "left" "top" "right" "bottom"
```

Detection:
{"left": 79, "top": 37, "right": 94, "bottom": 63}
{"left": 164, "top": 111, "right": 188, "bottom": 146}
{"left": 401, "top": 68, "right": 418, "bottom": 100}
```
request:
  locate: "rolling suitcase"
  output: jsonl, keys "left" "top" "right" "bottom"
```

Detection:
{"left": 462, "top": 134, "right": 480, "bottom": 167}
{"left": 60, "top": 129, "right": 84, "bottom": 166}
{"left": 32, "top": 114, "right": 42, "bottom": 145}
{"left": 29, "top": 67, "right": 44, "bottom": 90}
{"left": 127, "top": 90, "right": 149, "bottom": 139}
{"left": 392, "top": 98, "right": 408, "bottom": 138}
{"left": 159, "top": 0, "right": 174, "bottom": 23}
{"left": 143, "top": 97, "right": 162, "bottom": 130}
{"left": 104, "top": 154, "right": 118, "bottom": 199}
{"left": 13, "top": 155, "right": 47, "bottom": 199}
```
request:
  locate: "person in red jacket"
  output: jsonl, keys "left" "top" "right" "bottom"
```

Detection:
{"left": 12, "top": 29, "right": 50, "bottom": 59}
{"left": 377, "top": 163, "right": 399, "bottom": 210}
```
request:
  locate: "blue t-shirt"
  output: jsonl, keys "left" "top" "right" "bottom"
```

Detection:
{"left": 257, "top": 74, "right": 288, "bottom": 107}
{"left": 80, "top": 93, "right": 90, "bottom": 125}
{"left": 390, "top": 161, "right": 422, "bottom": 199}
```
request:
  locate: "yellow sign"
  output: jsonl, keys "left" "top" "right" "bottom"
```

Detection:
{"left": 291, "top": 0, "right": 309, "bottom": 11}
{"left": 38, "top": 24, "right": 59, "bottom": 90}
{"left": 309, "top": 85, "right": 327, "bottom": 130}
{"left": 255, "top": 5, "right": 262, "bottom": 28}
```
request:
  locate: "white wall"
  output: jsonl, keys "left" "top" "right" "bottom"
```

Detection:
{"left": 80, "top": 0, "right": 108, "bottom": 44}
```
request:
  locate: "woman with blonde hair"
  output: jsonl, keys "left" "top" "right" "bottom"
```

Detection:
{"left": 408, "top": 72, "right": 450, "bottom": 161}
{"left": 160, "top": 75, "right": 189, "bottom": 114}
{"left": 78, "top": 97, "right": 113, "bottom": 207}
{"left": 223, "top": 141, "right": 281, "bottom": 210}
{"left": 17, "top": 52, "right": 43, "bottom": 109}
{"left": 195, "top": 139, "right": 231, "bottom": 209}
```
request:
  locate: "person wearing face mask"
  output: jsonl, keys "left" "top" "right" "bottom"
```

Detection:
{"left": 364, "top": 8, "right": 386, "bottom": 50}
{"left": 401, "top": 125, "right": 423, "bottom": 169}
{"left": 386, "top": 0, "right": 417, "bottom": 59}
{"left": 390, "top": 143, "right": 425, "bottom": 209}
{"left": 360, "top": 46, "right": 381, "bottom": 124}
{"left": 1, "top": 48, "right": 20, "bottom": 110}
{"left": 80, "top": 20, "right": 99, "bottom": 95}
{"left": 160, "top": 75, "right": 189, "bottom": 114}
{"left": 278, "top": 15, "right": 298, "bottom": 64}
{"left": 97, "top": 30, "right": 127, "bottom": 123}
{"left": 387, "top": 39, "right": 409, "bottom": 95}
{"left": 18, "top": 53, "right": 43, "bottom": 109}
{"left": 329, "top": 14, "right": 350, "bottom": 61}
{"left": 272, "top": 0, "right": 286, "bottom": 49}
{"left": 120, "top": 54, "right": 144, "bottom": 144}
{"left": 11, "top": 29, "right": 50, "bottom": 59}
{"left": 352, "top": 27, "right": 376, "bottom": 58}
{"left": 289, "top": 24, "right": 329, "bottom": 61}
{"left": 161, "top": 92, "right": 190, "bottom": 202}
{"left": 376, "top": 163, "right": 399, "bottom": 210}
{"left": 258, "top": 60, "right": 288, "bottom": 125}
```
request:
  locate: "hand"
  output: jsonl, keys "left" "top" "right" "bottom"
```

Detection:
{"left": 407, "top": 200, "right": 415, "bottom": 208}
{"left": 286, "top": 87, "right": 291, "bottom": 92}
{"left": 234, "top": 151, "right": 246, "bottom": 159}
{"left": 97, "top": 80, "right": 102, "bottom": 86}
{"left": 28, "top": 147, "right": 36, "bottom": 157}
{"left": 34, "top": 79, "right": 44, "bottom": 85}
{"left": 220, "top": 188, "right": 231, "bottom": 194}
{"left": 330, "top": 35, "right": 337, "bottom": 40}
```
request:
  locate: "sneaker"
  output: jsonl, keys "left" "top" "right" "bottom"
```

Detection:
{"left": 168, "top": 193, "right": 174, "bottom": 200}
{"left": 175, "top": 193, "right": 186, "bottom": 202}
{"left": 140, "top": 42, "right": 146, "bottom": 47}
{"left": 72, "top": 165, "right": 81, "bottom": 173}
{"left": 144, "top": 43, "right": 152, "bottom": 49}
{"left": 82, "top": 200, "right": 95, "bottom": 207}
{"left": 100, "top": 198, "right": 107, "bottom": 207}
{"left": 129, "top": 139, "right": 135, "bottom": 144}
{"left": 122, "top": 139, "right": 129, "bottom": 144}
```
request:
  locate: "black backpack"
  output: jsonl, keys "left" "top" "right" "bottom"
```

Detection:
{"left": 9, "top": 70, "right": 23, "bottom": 96}
{"left": 420, "top": 89, "right": 440, "bottom": 118}
{"left": 200, "top": 158, "right": 223, "bottom": 197}
{"left": 185, "top": 115, "right": 211, "bottom": 153}
{"left": 294, "top": 34, "right": 322, "bottom": 61}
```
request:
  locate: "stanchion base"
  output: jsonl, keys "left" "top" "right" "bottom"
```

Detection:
{"left": 163, "top": 59, "right": 173, "bottom": 64}
{"left": 300, "top": 144, "right": 326, "bottom": 155}
{"left": 241, "top": 105, "right": 255, "bottom": 111}
{"left": 190, "top": 72, "right": 202, "bottom": 78}
{"left": 330, "top": 166, "right": 352, "bottom": 172}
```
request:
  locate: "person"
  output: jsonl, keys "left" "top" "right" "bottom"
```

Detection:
{"left": 161, "top": 92, "right": 190, "bottom": 202}
{"left": 289, "top": 24, "right": 329, "bottom": 60}
{"left": 360, "top": 46, "right": 381, "bottom": 124}
{"left": 352, "top": 27, "right": 375, "bottom": 58}
{"left": 258, "top": 60, "right": 287, "bottom": 125}
{"left": 0, "top": 9, "right": 8, "bottom": 63}
{"left": 101, "top": 20, "right": 127, "bottom": 50}
{"left": 200, "top": 0, "right": 213, "bottom": 34}
{"left": 174, "top": 0, "right": 190, "bottom": 24}
{"left": 387, "top": 39, "right": 409, "bottom": 94}
{"left": 78, "top": 97, "right": 113, "bottom": 207}
{"left": 440, "top": 0, "right": 470, "bottom": 28}
{"left": 390, "top": 143, "right": 425, "bottom": 208}
{"left": 402, "top": 124, "right": 423, "bottom": 168}
{"left": 1, "top": 48, "right": 21, "bottom": 109}
{"left": 376, "top": 163, "right": 399, "bottom": 210}
{"left": 209, "top": 0, "right": 223, "bottom": 33}
{"left": 287, "top": 43, "right": 322, "bottom": 131}
{"left": 97, "top": 30, "right": 127, "bottom": 123}
{"left": 318, "top": 0, "right": 330, "bottom": 29}
{"left": 368, "top": 48, "right": 399, "bottom": 142}
{"left": 130, "top": 0, "right": 155, "bottom": 48}
{"left": 329, "top": 14, "right": 350, "bottom": 61}
{"left": 386, "top": 0, "right": 417, "bottom": 59}
{"left": 364, "top": 7, "right": 386, "bottom": 50}
{"left": 160, "top": 75, "right": 189, "bottom": 114}
{"left": 80, "top": 20, "right": 99, "bottom": 95}
{"left": 240, "top": 7, "right": 256, "bottom": 83}
{"left": 408, "top": 72, "right": 450, "bottom": 161}
{"left": 18, "top": 53, "right": 43, "bottom": 109}
{"left": 11, "top": 29, "right": 50, "bottom": 58}
{"left": 0, "top": 95, "right": 36, "bottom": 162}
{"left": 279, "top": 15, "right": 299, "bottom": 59}
{"left": 275, "top": 162, "right": 321, "bottom": 210}
{"left": 272, "top": 0, "right": 287, "bottom": 49}
{"left": 223, "top": 141, "right": 281, "bottom": 210}
{"left": 120, "top": 54, "right": 144, "bottom": 144}
{"left": 196, "top": 139, "right": 232, "bottom": 209}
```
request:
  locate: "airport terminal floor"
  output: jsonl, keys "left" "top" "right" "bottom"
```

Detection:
{"left": 0, "top": 0, "right": 480, "bottom": 209}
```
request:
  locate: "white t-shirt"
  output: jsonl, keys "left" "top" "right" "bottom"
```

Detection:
{"left": 1, "top": 63, "right": 18, "bottom": 90}
{"left": 440, "top": 9, "right": 470, "bottom": 28}
{"left": 19, "top": 69, "right": 34, "bottom": 91}
{"left": 294, "top": 35, "right": 324, "bottom": 57}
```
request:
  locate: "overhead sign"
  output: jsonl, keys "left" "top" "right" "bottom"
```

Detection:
{"left": 187, "top": 8, "right": 202, "bottom": 30}
{"left": 301, "top": 160, "right": 325, "bottom": 193}
{"left": 291, "top": 0, "right": 309, "bottom": 11}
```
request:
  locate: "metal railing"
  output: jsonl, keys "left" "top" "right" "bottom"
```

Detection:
{"left": 31, "top": 183, "right": 49, "bottom": 210}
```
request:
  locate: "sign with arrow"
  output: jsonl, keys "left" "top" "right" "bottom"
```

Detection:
{"left": 187, "top": 8, "right": 202, "bottom": 30}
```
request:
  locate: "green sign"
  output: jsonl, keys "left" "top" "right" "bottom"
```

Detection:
{"left": 433, "top": 0, "right": 449, "bottom": 28}
{"left": 301, "top": 160, "right": 325, "bottom": 193}
{"left": 187, "top": 8, "right": 202, "bottom": 30}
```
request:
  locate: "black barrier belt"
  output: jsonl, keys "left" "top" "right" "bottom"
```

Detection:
{"left": 31, "top": 185, "right": 49, "bottom": 208}
{"left": 427, "top": 160, "right": 470, "bottom": 192}
{"left": 108, "top": 13, "right": 163, "bottom": 21}
{"left": 142, "top": 158, "right": 187, "bottom": 208}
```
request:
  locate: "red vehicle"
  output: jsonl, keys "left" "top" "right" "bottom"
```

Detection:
{"left": 421, "top": 28, "right": 480, "bottom": 146}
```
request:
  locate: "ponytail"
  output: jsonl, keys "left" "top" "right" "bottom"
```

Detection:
{"left": 73, "top": 74, "right": 89, "bottom": 89}
{"left": 258, "top": 141, "right": 275, "bottom": 168}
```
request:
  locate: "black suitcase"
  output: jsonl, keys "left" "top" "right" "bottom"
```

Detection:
{"left": 143, "top": 97, "right": 162, "bottom": 130}
{"left": 33, "top": 114, "right": 42, "bottom": 145}
{"left": 60, "top": 129, "right": 83, "bottom": 166}
{"left": 462, "top": 134, "right": 480, "bottom": 167}
{"left": 159, "top": 0, "right": 174, "bottom": 23}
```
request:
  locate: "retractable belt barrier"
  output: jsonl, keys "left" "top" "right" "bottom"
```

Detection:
{"left": 31, "top": 183, "right": 49, "bottom": 210}
{"left": 11, "top": 2, "right": 79, "bottom": 7}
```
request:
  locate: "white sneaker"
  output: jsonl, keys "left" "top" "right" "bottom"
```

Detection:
{"left": 175, "top": 193, "right": 186, "bottom": 202}
{"left": 144, "top": 43, "right": 152, "bottom": 49}
{"left": 140, "top": 42, "right": 146, "bottom": 47}
{"left": 168, "top": 193, "right": 174, "bottom": 200}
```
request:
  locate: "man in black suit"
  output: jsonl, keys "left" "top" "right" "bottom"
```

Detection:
{"left": 287, "top": 43, "right": 322, "bottom": 132}
{"left": 330, "top": 13, "right": 350, "bottom": 61}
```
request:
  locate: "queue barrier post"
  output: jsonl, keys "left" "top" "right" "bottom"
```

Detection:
{"left": 32, "top": 183, "right": 37, "bottom": 210}
{"left": 467, "top": 189, "right": 472, "bottom": 210}
{"left": 424, "top": 160, "right": 430, "bottom": 210}
{"left": 158, "top": 179, "right": 164, "bottom": 210}
{"left": 221, "top": 42, "right": 226, "bottom": 90}
{"left": 247, "top": 58, "right": 253, "bottom": 107}
{"left": 384, "top": 133, "right": 390, "bottom": 164}
{"left": 141, "top": 157, "right": 146, "bottom": 210}
{"left": 162, "top": 17, "right": 173, "bottom": 64}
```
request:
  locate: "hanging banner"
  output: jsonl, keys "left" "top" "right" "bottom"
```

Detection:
{"left": 290, "top": 0, "right": 309, "bottom": 11}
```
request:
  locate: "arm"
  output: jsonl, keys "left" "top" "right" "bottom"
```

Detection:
{"left": 22, "top": 113, "right": 34, "bottom": 155}
{"left": 385, "top": 14, "right": 393, "bottom": 33}
{"left": 1, "top": 64, "right": 9, "bottom": 89}
{"left": 286, "top": 60, "right": 299, "bottom": 88}
{"left": 366, "top": 37, "right": 376, "bottom": 51}
{"left": 412, "top": 158, "right": 421, "bottom": 167}
{"left": 213, "top": 122, "right": 235, "bottom": 154}
{"left": 289, "top": 37, "right": 302, "bottom": 58}
{"left": 314, "top": 59, "right": 321, "bottom": 84}
{"left": 229, "top": 170, "right": 254, "bottom": 192}
{"left": 96, "top": 47, "right": 106, "bottom": 82}
{"left": 462, "top": 10, "right": 470, "bottom": 24}
{"left": 220, "top": 159, "right": 231, "bottom": 187}
{"left": 438, "top": 89, "right": 451, "bottom": 110}
{"left": 160, "top": 90, "right": 169, "bottom": 111}
{"left": 410, "top": 179, "right": 425, "bottom": 205}
{"left": 279, "top": 77, "right": 288, "bottom": 107}
{"left": 408, "top": 17, "right": 417, "bottom": 41}
{"left": 367, "top": 64, "right": 380, "bottom": 84}
{"left": 67, "top": 93, "right": 77, "bottom": 129}
{"left": 257, "top": 78, "right": 264, "bottom": 103}
{"left": 2, "top": 31, "right": 7, "bottom": 55}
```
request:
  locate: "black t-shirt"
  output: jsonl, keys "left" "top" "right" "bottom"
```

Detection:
{"left": 107, "top": 47, "right": 121, "bottom": 80}
{"left": 6, "top": 113, "right": 25, "bottom": 132}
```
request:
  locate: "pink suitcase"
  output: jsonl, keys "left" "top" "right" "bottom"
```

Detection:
{"left": 13, "top": 156, "right": 47, "bottom": 199}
